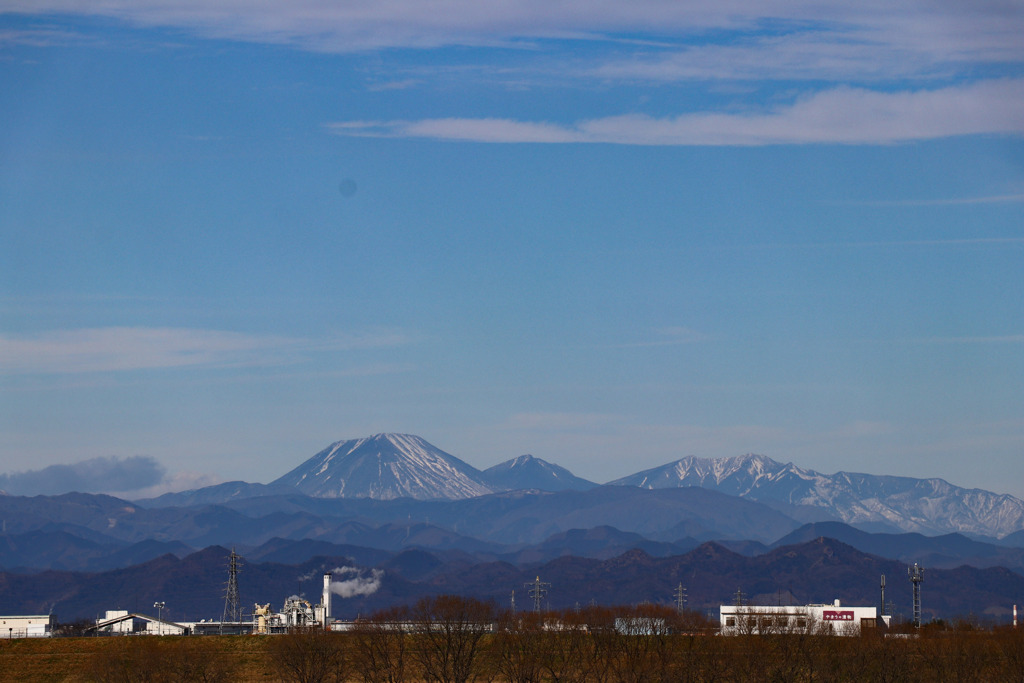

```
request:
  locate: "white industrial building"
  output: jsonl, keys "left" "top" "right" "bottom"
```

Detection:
{"left": 0, "top": 615, "right": 55, "bottom": 638}
{"left": 720, "top": 600, "right": 888, "bottom": 636}
{"left": 93, "top": 610, "right": 188, "bottom": 636}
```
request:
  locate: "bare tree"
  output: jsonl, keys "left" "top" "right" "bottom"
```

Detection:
{"left": 351, "top": 606, "right": 409, "bottom": 683}
{"left": 269, "top": 627, "right": 347, "bottom": 683}
{"left": 605, "top": 604, "right": 677, "bottom": 683}
{"left": 535, "top": 607, "right": 598, "bottom": 683}
{"left": 492, "top": 610, "right": 545, "bottom": 683}
{"left": 409, "top": 595, "right": 495, "bottom": 683}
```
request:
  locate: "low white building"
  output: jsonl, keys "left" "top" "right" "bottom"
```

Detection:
{"left": 720, "top": 600, "right": 887, "bottom": 636}
{"left": 93, "top": 610, "right": 187, "bottom": 636}
{"left": 0, "top": 615, "right": 55, "bottom": 638}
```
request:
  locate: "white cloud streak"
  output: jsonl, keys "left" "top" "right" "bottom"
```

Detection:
{"left": 615, "top": 326, "right": 712, "bottom": 348}
{"left": 834, "top": 193, "right": 1024, "bottom": 206}
{"left": 0, "top": 327, "right": 409, "bottom": 374}
{"left": 3, "top": 0, "right": 1022, "bottom": 63}
{"left": 904, "top": 335, "right": 1024, "bottom": 345}
{"left": 328, "top": 79, "right": 1024, "bottom": 145}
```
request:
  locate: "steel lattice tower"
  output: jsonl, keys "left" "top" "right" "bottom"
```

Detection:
{"left": 674, "top": 583, "right": 687, "bottom": 613}
{"left": 525, "top": 576, "right": 549, "bottom": 612}
{"left": 908, "top": 563, "right": 924, "bottom": 628}
{"left": 221, "top": 548, "right": 242, "bottom": 628}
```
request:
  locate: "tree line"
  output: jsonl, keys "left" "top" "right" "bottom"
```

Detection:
{"left": 69, "top": 595, "right": 1024, "bottom": 682}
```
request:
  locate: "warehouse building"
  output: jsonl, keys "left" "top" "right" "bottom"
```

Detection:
{"left": 720, "top": 600, "right": 887, "bottom": 636}
{"left": 0, "top": 614, "right": 55, "bottom": 638}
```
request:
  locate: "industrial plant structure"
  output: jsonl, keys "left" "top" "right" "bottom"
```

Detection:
{"left": 93, "top": 572, "right": 336, "bottom": 636}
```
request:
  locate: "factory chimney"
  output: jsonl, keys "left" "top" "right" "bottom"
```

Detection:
{"left": 880, "top": 575, "right": 886, "bottom": 616}
{"left": 322, "top": 573, "right": 332, "bottom": 629}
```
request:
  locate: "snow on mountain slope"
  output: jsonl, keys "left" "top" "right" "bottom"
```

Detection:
{"left": 271, "top": 433, "right": 494, "bottom": 500}
{"left": 608, "top": 454, "right": 1024, "bottom": 538}
{"left": 481, "top": 454, "right": 595, "bottom": 492}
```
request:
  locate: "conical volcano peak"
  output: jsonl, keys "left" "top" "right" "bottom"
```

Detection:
{"left": 271, "top": 434, "right": 494, "bottom": 500}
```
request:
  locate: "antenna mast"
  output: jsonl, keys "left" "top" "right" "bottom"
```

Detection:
{"left": 908, "top": 563, "right": 924, "bottom": 628}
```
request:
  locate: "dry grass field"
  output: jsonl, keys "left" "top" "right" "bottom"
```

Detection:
{"left": 2, "top": 600, "right": 1022, "bottom": 683}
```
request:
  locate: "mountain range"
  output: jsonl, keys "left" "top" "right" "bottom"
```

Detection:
{"left": 3, "top": 537, "right": 1022, "bottom": 624}
{"left": 610, "top": 453, "right": 1024, "bottom": 537}
{"left": 146, "top": 433, "right": 1024, "bottom": 539}
{"left": 3, "top": 433, "right": 1024, "bottom": 624}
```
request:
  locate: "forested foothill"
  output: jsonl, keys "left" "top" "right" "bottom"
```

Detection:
{"left": 3, "top": 596, "right": 1024, "bottom": 682}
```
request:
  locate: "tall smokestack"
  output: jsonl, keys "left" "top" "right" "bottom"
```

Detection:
{"left": 880, "top": 575, "right": 886, "bottom": 616}
{"left": 323, "top": 573, "right": 332, "bottom": 628}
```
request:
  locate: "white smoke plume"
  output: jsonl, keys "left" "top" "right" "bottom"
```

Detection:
{"left": 329, "top": 566, "right": 384, "bottom": 598}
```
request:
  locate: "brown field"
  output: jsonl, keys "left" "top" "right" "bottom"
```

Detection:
{"left": 0, "top": 635, "right": 272, "bottom": 682}
{"left": 2, "top": 600, "right": 1023, "bottom": 682}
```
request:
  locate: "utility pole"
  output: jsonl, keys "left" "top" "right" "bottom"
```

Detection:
{"left": 153, "top": 601, "right": 166, "bottom": 635}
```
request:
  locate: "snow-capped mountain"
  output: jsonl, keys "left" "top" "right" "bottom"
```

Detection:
{"left": 608, "top": 454, "right": 1024, "bottom": 538}
{"left": 271, "top": 433, "right": 494, "bottom": 500}
{"left": 481, "top": 454, "right": 595, "bottom": 492}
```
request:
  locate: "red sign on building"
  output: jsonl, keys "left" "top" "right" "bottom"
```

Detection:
{"left": 823, "top": 611, "right": 854, "bottom": 621}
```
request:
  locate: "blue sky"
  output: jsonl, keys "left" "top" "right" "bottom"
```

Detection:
{"left": 1, "top": 1, "right": 1022, "bottom": 499}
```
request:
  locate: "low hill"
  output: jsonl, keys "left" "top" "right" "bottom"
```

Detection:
{"left": 3, "top": 538, "right": 1022, "bottom": 623}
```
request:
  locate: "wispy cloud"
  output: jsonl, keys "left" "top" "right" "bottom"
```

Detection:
{"left": 328, "top": 79, "right": 1024, "bottom": 145}
{"left": 365, "top": 79, "right": 422, "bottom": 92}
{"left": 0, "top": 455, "right": 166, "bottom": 495}
{"left": 0, "top": 26, "right": 102, "bottom": 48}
{"left": 503, "top": 412, "right": 625, "bottom": 433}
{"left": 0, "top": 327, "right": 410, "bottom": 374}
{"left": 5, "top": 0, "right": 1023, "bottom": 64}
{"left": 847, "top": 238, "right": 1024, "bottom": 248}
{"left": 831, "top": 193, "right": 1024, "bottom": 206}
{"left": 121, "top": 470, "right": 224, "bottom": 499}
{"left": 590, "top": 31, "right": 956, "bottom": 83}
{"left": 907, "top": 335, "right": 1024, "bottom": 345}
{"left": 725, "top": 237, "right": 1024, "bottom": 251}
{"left": 615, "top": 326, "right": 711, "bottom": 348}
